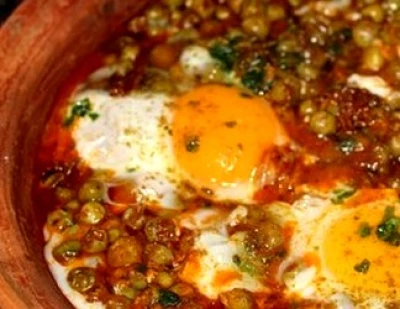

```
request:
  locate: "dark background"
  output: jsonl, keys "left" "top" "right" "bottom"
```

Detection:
{"left": 0, "top": 0, "right": 22, "bottom": 23}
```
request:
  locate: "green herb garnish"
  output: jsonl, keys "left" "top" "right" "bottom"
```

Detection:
{"left": 278, "top": 52, "right": 303, "bottom": 70}
{"left": 63, "top": 98, "right": 99, "bottom": 126}
{"left": 158, "top": 289, "right": 181, "bottom": 307}
{"left": 224, "top": 121, "right": 237, "bottom": 128}
{"left": 232, "top": 254, "right": 256, "bottom": 275}
{"left": 185, "top": 135, "right": 200, "bottom": 153}
{"left": 242, "top": 70, "right": 265, "bottom": 93}
{"left": 358, "top": 222, "right": 372, "bottom": 238}
{"left": 209, "top": 42, "right": 237, "bottom": 71}
{"left": 331, "top": 187, "right": 356, "bottom": 204}
{"left": 328, "top": 28, "right": 352, "bottom": 56}
{"left": 354, "top": 259, "right": 370, "bottom": 274}
{"left": 376, "top": 206, "right": 400, "bottom": 246}
{"left": 241, "top": 57, "right": 270, "bottom": 94}
{"left": 339, "top": 138, "right": 357, "bottom": 154}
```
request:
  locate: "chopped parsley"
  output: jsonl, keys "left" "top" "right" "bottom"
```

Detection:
{"left": 63, "top": 98, "right": 99, "bottom": 127}
{"left": 331, "top": 187, "right": 356, "bottom": 204}
{"left": 338, "top": 138, "right": 357, "bottom": 154}
{"left": 376, "top": 206, "right": 400, "bottom": 246}
{"left": 242, "top": 70, "right": 265, "bottom": 93}
{"left": 241, "top": 57, "right": 272, "bottom": 94}
{"left": 353, "top": 259, "right": 370, "bottom": 274}
{"left": 278, "top": 52, "right": 303, "bottom": 70}
{"left": 209, "top": 42, "right": 237, "bottom": 71}
{"left": 232, "top": 254, "right": 256, "bottom": 276}
{"left": 224, "top": 121, "right": 237, "bottom": 128}
{"left": 185, "top": 135, "right": 200, "bottom": 153}
{"left": 158, "top": 289, "right": 181, "bottom": 307}
{"left": 358, "top": 222, "right": 372, "bottom": 238}
{"left": 328, "top": 27, "right": 352, "bottom": 56}
{"left": 126, "top": 167, "right": 138, "bottom": 173}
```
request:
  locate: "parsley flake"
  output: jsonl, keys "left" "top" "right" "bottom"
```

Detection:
{"left": 354, "top": 259, "right": 370, "bottom": 274}
{"left": 331, "top": 187, "right": 356, "bottom": 204}
{"left": 224, "top": 121, "right": 237, "bottom": 128}
{"left": 158, "top": 289, "right": 181, "bottom": 307}
{"left": 185, "top": 135, "right": 200, "bottom": 153}
{"left": 209, "top": 42, "right": 237, "bottom": 71}
{"left": 358, "top": 222, "right": 372, "bottom": 238}
{"left": 63, "top": 98, "right": 99, "bottom": 127}
{"left": 376, "top": 206, "right": 400, "bottom": 246}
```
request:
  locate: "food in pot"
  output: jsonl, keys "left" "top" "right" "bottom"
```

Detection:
{"left": 35, "top": 0, "right": 400, "bottom": 308}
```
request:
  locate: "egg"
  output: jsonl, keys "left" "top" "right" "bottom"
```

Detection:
{"left": 72, "top": 89, "right": 181, "bottom": 209}
{"left": 178, "top": 206, "right": 269, "bottom": 299}
{"left": 276, "top": 189, "right": 400, "bottom": 308}
{"left": 44, "top": 230, "right": 105, "bottom": 309}
{"left": 347, "top": 74, "right": 400, "bottom": 102}
{"left": 72, "top": 84, "right": 288, "bottom": 208}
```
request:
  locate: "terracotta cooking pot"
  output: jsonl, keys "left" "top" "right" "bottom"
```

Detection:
{"left": 0, "top": 1, "right": 149, "bottom": 307}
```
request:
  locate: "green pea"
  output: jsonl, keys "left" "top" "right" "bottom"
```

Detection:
{"left": 299, "top": 100, "right": 317, "bottom": 117}
{"left": 147, "top": 244, "right": 174, "bottom": 266}
{"left": 47, "top": 209, "right": 74, "bottom": 231}
{"left": 130, "top": 271, "right": 148, "bottom": 290}
{"left": 112, "top": 280, "right": 138, "bottom": 300}
{"left": 78, "top": 180, "right": 104, "bottom": 202}
{"left": 55, "top": 187, "right": 75, "bottom": 203}
{"left": 362, "top": 46, "right": 385, "bottom": 71}
{"left": 267, "top": 4, "right": 285, "bottom": 20}
{"left": 144, "top": 218, "right": 176, "bottom": 243}
{"left": 241, "top": 16, "right": 269, "bottom": 39}
{"left": 155, "top": 272, "right": 174, "bottom": 288}
{"left": 129, "top": 272, "right": 147, "bottom": 290}
{"left": 352, "top": 21, "right": 378, "bottom": 48}
{"left": 387, "top": 0, "right": 400, "bottom": 11}
{"left": 220, "top": 288, "right": 255, "bottom": 309}
{"left": 390, "top": 134, "right": 400, "bottom": 156}
{"left": 362, "top": 4, "right": 385, "bottom": 22}
{"left": 107, "top": 236, "right": 143, "bottom": 267}
{"left": 53, "top": 240, "right": 81, "bottom": 264}
{"left": 105, "top": 297, "right": 131, "bottom": 309}
{"left": 310, "top": 111, "right": 337, "bottom": 135}
{"left": 82, "top": 229, "right": 109, "bottom": 253}
{"left": 122, "top": 207, "right": 144, "bottom": 231}
{"left": 64, "top": 199, "right": 81, "bottom": 211}
{"left": 170, "top": 283, "right": 194, "bottom": 297}
{"left": 161, "top": 0, "right": 184, "bottom": 9}
{"left": 108, "top": 228, "right": 123, "bottom": 243}
{"left": 67, "top": 267, "right": 96, "bottom": 293}
{"left": 297, "top": 63, "right": 319, "bottom": 81}
{"left": 78, "top": 202, "right": 106, "bottom": 225}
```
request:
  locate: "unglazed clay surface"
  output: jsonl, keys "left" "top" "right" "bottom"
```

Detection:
{"left": 0, "top": 1, "right": 148, "bottom": 307}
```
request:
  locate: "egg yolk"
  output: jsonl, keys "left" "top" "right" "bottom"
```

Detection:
{"left": 172, "top": 84, "right": 288, "bottom": 192}
{"left": 322, "top": 201, "right": 400, "bottom": 298}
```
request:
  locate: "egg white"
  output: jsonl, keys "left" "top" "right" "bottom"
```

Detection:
{"left": 44, "top": 229, "right": 105, "bottom": 309}
{"left": 276, "top": 192, "right": 400, "bottom": 309}
{"left": 178, "top": 205, "right": 269, "bottom": 299}
{"left": 72, "top": 89, "right": 185, "bottom": 209}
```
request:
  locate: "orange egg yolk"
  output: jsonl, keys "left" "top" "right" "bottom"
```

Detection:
{"left": 172, "top": 84, "right": 288, "bottom": 192}
{"left": 322, "top": 200, "right": 400, "bottom": 298}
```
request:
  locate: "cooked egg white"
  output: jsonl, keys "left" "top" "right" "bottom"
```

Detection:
{"left": 276, "top": 189, "right": 400, "bottom": 308}
{"left": 347, "top": 74, "right": 400, "bottom": 102}
{"left": 71, "top": 84, "right": 289, "bottom": 208}
{"left": 44, "top": 206, "right": 268, "bottom": 306}
{"left": 178, "top": 206, "right": 269, "bottom": 299}
{"left": 180, "top": 45, "right": 216, "bottom": 78}
{"left": 44, "top": 230, "right": 105, "bottom": 309}
{"left": 72, "top": 89, "right": 182, "bottom": 209}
